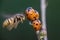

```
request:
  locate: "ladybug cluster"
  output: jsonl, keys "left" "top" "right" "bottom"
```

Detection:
{"left": 25, "top": 7, "right": 41, "bottom": 31}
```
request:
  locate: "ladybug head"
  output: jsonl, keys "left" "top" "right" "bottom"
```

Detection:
{"left": 25, "top": 7, "right": 35, "bottom": 14}
{"left": 26, "top": 7, "right": 32, "bottom": 12}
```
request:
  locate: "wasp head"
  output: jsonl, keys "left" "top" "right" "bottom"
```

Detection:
{"left": 15, "top": 14, "right": 25, "bottom": 23}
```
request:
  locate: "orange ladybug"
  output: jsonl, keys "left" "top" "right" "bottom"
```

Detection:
{"left": 25, "top": 7, "right": 39, "bottom": 21}
{"left": 32, "top": 20, "right": 41, "bottom": 31}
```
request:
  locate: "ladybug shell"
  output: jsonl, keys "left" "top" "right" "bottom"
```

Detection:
{"left": 26, "top": 10, "right": 39, "bottom": 21}
{"left": 26, "top": 12, "right": 36, "bottom": 21}
{"left": 32, "top": 20, "right": 41, "bottom": 31}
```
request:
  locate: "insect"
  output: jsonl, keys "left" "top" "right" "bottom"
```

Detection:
{"left": 32, "top": 19, "right": 42, "bottom": 40}
{"left": 25, "top": 7, "right": 42, "bottom": 40}
{"left": 32, "top": 20, "right": 41, "bottom": 31}
{"left": 25, "top": 7, "right": 39, "bottom": 21}
{"left": 2, "top": 13, "right": 25, "bottom": 31}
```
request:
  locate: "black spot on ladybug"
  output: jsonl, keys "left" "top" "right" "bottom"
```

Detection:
{"left": 36, "top": 24, "right": 38, "bottom": 25}
{"left": 35, "top": 18, "right": 36, "bottom": 20}
{"left": 34, "top": 17, "right": 35, "bottom": 18}
{"left": 33, "top": 17, "right": 36, "bottom": 20}
{"left": 33, "top": 23, "right": 35, "bottom": 24}
{"left": 34, "top": 27, "right": 36, "bottom": 30}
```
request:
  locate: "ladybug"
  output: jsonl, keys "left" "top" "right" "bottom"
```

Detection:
{"left": 25, "top": 7, "right": 39, "bottom": 21}
{"left": 32, "top": 20, "right": 41, "bottom": 31}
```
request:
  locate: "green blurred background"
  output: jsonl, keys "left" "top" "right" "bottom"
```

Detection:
{"left": 46, "top": 0, "right": 60, "bottom": 40}
{"left": 0, "top": 0, "right": 60, "bottom": 40}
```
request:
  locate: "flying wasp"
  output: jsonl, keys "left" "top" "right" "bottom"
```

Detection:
{"left": 2, "top": 13, "right": 25, "bottom": 31}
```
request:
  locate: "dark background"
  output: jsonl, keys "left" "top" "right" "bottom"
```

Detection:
{"left": 0, "top": 0, "right": 60, "bottom": 40}
{"left": 46, "top": 0, "right": 60, "bottom": 40}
